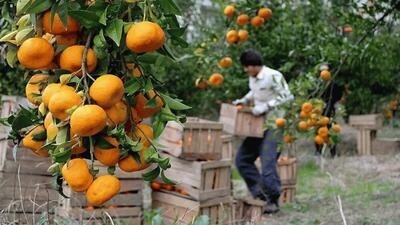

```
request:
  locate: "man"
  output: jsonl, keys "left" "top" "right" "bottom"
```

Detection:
{"left": 232, "top": 49, "right": 293, "bottom": 214}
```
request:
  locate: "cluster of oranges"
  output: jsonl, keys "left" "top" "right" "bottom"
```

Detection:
{"left": 383, "top": 99, "right": 399, "bottom": 119}
{"left": 224, "top": 5, "right": 272, "bottom": 44}
{"left": 17, "top": 9, "right": 167, "bottom": 206}
{"left": 151, "top": 181, "right": 188, "bottom": 196}
{"left": 276, "top": 101, "right": 341, "bottom": 145}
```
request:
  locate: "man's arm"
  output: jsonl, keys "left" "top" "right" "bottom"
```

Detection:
{"left": 233, "top": 90, "right": 254, "bottom": 105}
{"left": 266, "top": 73, "right": 293, "bottom": 109}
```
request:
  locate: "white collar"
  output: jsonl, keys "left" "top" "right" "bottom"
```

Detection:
{"left": 256, "top": 66, "right": 267, "bottom": 79}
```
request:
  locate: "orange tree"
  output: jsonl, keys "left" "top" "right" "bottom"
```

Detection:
{"left": 0, "top": 0, "right": 190, "bottom": 205}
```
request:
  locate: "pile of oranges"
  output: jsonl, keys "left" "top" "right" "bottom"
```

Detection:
{"left": 150, "top": 181, "right": 188, "bottom": 196}
{"left": 13, "top": 9, "right": 168, "bottom": 206}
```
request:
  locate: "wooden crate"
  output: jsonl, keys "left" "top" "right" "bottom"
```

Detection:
{"left": 159, "top": 117, "right": 223, "bottom": 160}
{"left": 279, "top": 185, "right": 296, "bottom": 205}
{"left": 372, "top": 138, "right": 400, "bottom": 155}
{"left": 219, "top": 103, "right": 265, "bottom": 138}
{"left": 234, "top": 197, "right": 263, "bottom": 225}
{"left": 277, "top": 158, "right": 297, "bottom": 185}
{"left": 221, "top": 134, "right": 233, "bottom": 160}
{"left": 349, "top": 114, "right": 384, "bottom": 129}
{"left": 57, "top": 175, "right": 144, "bottom": 225}
{"left": 152, "top": 191, "right": 234, "bottom": 225}
{"left": 162, "top": 154, "right": 231, "bottom": 201}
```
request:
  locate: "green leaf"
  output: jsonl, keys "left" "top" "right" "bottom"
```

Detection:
{"left": 152, "top": 119, "right": 166, "bottom": 138}
{"left": 159, "top": 93, "right": 191, "bottom": 110}
{"left": 142, "top": 166, "right": 160, "bottom": 181}
{"left": 107, "top": 166, "right": 116, "bottom": 175}
{"left": 158, "top": 158, "right": 171, "bottom": 170}
{"left": 145, "top": 97, "right": 158, "bottom": 109}
{"left": 32, "top": 130, "right": 46, "bottom": 141}
{"left": 54, "top": 174, "right": 69, "bottom": 198}
{"left": 94, "top": 29, "right": 108, "bottom": 48}
{"left": 25, "top": 0, "right": 52, "bottom": 14}
{"left": 69, "top": 10, "right": 101, "bottom": 28}
{"left": 52, "top": 149, "right": 72, "bottom": 163}
{"left": 161, "top": 170, "right": 175, "bottom": 185}
{"left": 158, "top": 0, "right": 182, "bottom": 15}
{"left": 124, "top": 79, "right": 141, "bottom": 95}
{"left": 56, "top": 2, "right": 69, "bottom": 28}
{"left": 56, "top": 127, "right": 68, "bottom": 145}
{"left": 105, "top": 19, "right": 124, "bottom": 46}
{"left": 137, "top": 53, "right": 160, "bottom": 64}
{"left": 193, "top": 215, "right": 210, "bottom": 225}
{"left": 95, "top": 136, "right": 116, "bottom": 149}
{"left": 6, "top": 45, "right": 17, "bottom": 68}
{"left": 12, "top": 144, "right": 19, "bottom": 162}
{"left": 99, "top": 6, "right": 109, "bottom": 25}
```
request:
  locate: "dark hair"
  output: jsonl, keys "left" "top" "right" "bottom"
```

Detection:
{"left": 240, "top": 49, "right": 263, "bottom": 66}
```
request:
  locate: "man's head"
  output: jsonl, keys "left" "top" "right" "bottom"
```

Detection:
{"left": 240, "top": 49, "right": 263, "bottom": 77}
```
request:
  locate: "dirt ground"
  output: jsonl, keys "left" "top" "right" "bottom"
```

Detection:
{"left": 233, "top": 123, "right": 400, "bottom": 225}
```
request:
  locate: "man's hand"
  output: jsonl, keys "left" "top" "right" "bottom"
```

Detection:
{"left": 252, "top": 104, "right": 268, "bottom": 116}
{"left": 232, "top": 98, "right": 246, "bottom": 105}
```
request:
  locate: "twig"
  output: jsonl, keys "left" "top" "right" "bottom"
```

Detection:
{"left": 337, "top": 195, "right": 348, "bottom": 225}
{"left": 81, "top": 32, "right": 93, "bottom": 104}
{"left": 17, "top": 165, "right": 29, "bottom": 224}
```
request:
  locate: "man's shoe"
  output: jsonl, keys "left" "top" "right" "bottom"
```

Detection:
{"left": 263, "top": 202, "right": 279, "bottom": 214}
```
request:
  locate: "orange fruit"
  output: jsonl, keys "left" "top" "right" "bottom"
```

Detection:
{"left": 59, "top": 45, "right": 97, "bottom": 76}
{"left": 151, "top": 181, "right": 161, "bottom": 190}
{"left": 48, "top": 89, "right": 82, "bottom": 120}
{"left": 22, "top": 126, "right": 49, "bottom": 157}
{"left": 94, "top": 136, "right": 120, "bottom": 167}
{"left": 314, "top": 135, "right": 324, "bottom": 145}
{"left": 343, "top": 25, "right": 353, "bottom": 33}
{"left": 70, "top": 130, "right": 87, "bottom": 155}
{"left": 218, "top": 57, "right": 232, "bottom": 68}
{"left": 46, "top": 122, "right": 58, "bottom": 141}
{"left": 332, "top": 124, "right": 341, "bottom": 133}
{"left": 118, "top": 150, "right": 149, "bottom": 172}
{"left": 195, "top": 78, "right": 208, "bottom": 89}
{"left": 301, "top": 102, "right": 313, "bottom": 113}
{"left": 130, "top": 107, "right": 143, "bottom": 124}
{"left": 226, "top": 30, "right": 239, "bottom": 44}
{"left": 89, "top": 74, "right": 124, "bottom": 108}
{"left": 251, "top": 16, "right": 264, "bottom": 27}
{"left": 318, "top": 126, "right": 329, "bottom": 138}
{"left": 25, "top": 74, "right": 49, "bottom": 106}
{"left": 320, "top": 70, "right": 331, "bottom": 81}
{"left": 318, "top": 117, "right": 330, "bottom": 126}
{"left": 275, "top": 118, "right": 286, "bottom": 128}
{"left": 126, "top": 63, "right": 142, "bottom": 77}
{"left": 162, "top": 184, "right": 174, "bottom": 191}
{"left": 42, "top": 10, "right": 79, "bottom": 35}
{"left": 44, "top": 112, "right": 53, "bottom": 129}
{"left": 62, "top": 158, "right": 93, "bottom": 192}
{"left": 17, "top": 38, "right": 54, "bottom": 69}
{"left": 258, "top": 7, "right": 272, "bottom": 20}
{"left": 134, "top": 90, "right": 163, "bottom": 118}
{"left": 42, "top": 83, "right": 75, "bottom": 107}
{"left": 299, "top": 111, "right": 310, "bottom": 119}
{"left": 224, "top": 5, "right": 235, "bottom": 17}
{"left": 133, "top": 123, "right": 153, "bottom": 148}
{"left": 307, "top": 119, "right": 318, "bottom": 127}
{"left": 105, "top": 100, "right": 128, "bottom": 127}
{"left": 56, "top": 33, "right": 78, "bottom": 46}
{"left": 283, "top": 135, "right": 293, "bottom": 144}
{"left": 70, "top": 105, "right": 107, "bottom": 137}
{"left": 236, "top": 14, "right": 249, "bottom": 26}
{"left": 298, "top": 121, "right": 308, "bottom": 130}
{"left": 208, "top": 73, "right": 224, "bottom": 86}
{"left": 86, "top": 175, "right": 120, "bottom": 206}
{"left": 126, "top": 21, "right": 165, "bottom": 53}
{"left": 238, "top": 30, "right": 249, "bottom": 42}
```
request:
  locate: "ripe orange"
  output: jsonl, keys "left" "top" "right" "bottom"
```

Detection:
{"left": 236, "top": 14, "right": 249, "bottom": 26}
{"left": 224, "top": 5, "right": 235, "bottom": 17}
{"left": 275, "top": 118, "right": 286, "bottom": 128}
{"left": 226, "top": 30, "right": 239, "bottom": 44}
{"left": 299, "top": 111, "right": 310, "bottom": 119}
{"left": 126, "top": 21, "right": 165, "bottom": 53}
{"left": 195, "top": 78, "right": 208, "bottom": 89}
{"left": 258, "top": 7, "right": 272, "bottom": 20}
{"left": 151, "top": 181, "right": 161, "bottom": 190}
{"left": 44, "top": 112, "right": 53, "bottom": 129}
{"left": 126, "top": 63, "right": 142, "bottom": 77}
{"left": 133, "top": 123, "right": 153, "bottom": 148}
{"left": 86, "top": 175, "right": 120, "bottom": 206}
{"left": 332, "top": 124, "right": 341, "bottom": 133}
{"left": 22, "top": 126, "right": 49, "bottom": 157}
{"left": 105, "top": 100, "right": 128, "bottom": 127}
{"left": 118, "top": 150, "right": 149, "bottom": 172}
{"left": 318, "top": 117, "right": 330, "bottom": 126}
{"left": 301, "top": 102, "right": 313, "bottom": 113}
{"left": 89, "top": 74, "right": 124, "bottom": 108}
{"left": 318, "top": 126, "right": 329, "bottom": 138}
{"left": 17, "top": 38, "right": 54, "bottom": 69}
{"left": 59, "top": 45, "right": 97, "bottom": 76}
{"left": 48, "top": 89, "right": 82, "bottom": 120}
{"left": 46, "top": 122, "right": 58, "bottom": 141}
{"left": 208, "top": 73, "right": 224, "bottom": 86}
{"left": 134, "top": 90, "right": 163, "bottom": 118}
{"left": 238, "top": 30, "right": 249, "bottom": 42}
{"left": 283, "top": 135, "right": 293, "bottom": 144}
{"left": 42, "top": 83, "right": 75, "bottom": 107}
{"left": 251, "top": 16, "right": 264, "bottom": 27}
{"left": 62, "top": 158, "right": 93, "bottom": 192}
{"left": 298, "top": 121, "right": 308, "bottom": 130}
{"left": 162, "top": 184, "right": 174, "bottom": 191}
{"left": 70, "top": 105, "right": 107, "bottom": 137}
{"left": 56, "top": 33, "right": 78, "bottom": 46}
{"left": 314, "top": 135, "right": 325, "bottom": 145}
{"left": 218, "top": 57, "right": 232, "bottom": 68}
{"left": 320, "top": 70, "right": 331, "bottom": 81}
{"left": 343, "top": 25, "right": 353, "bottom": 33}
{"left": 42, "top": 10, "right": 79, "bottom": 35}
{"left": 130, "top": 107, "right": 143, "bottom": 124}
{"left": 94, "top": 136, "right": 120, "bottom": 167}
{"left": 25, "top": 74, "right": 49, "bottom": 106}
{"left": 307, "top": 119, "right": 318, "bottom": 127}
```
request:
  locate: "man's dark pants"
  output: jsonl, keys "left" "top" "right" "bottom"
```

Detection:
{"left": 235, "top": 129, "right": 281, "bottom": 204}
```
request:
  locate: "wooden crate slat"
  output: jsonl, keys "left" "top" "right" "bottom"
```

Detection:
{"left": 0, "top": 199, "right": 58, "bottom": 213}
{"left": 221, "top": 134, "right": 233, "bottom": 160}
{"left": 349, "top": 114, "right": 384, "bottom": 129}
{"left": 57, "top": 206, "right": 142, "bottom": 219}
{"left": 235, "top": 198, "right": 263, "bottom": 225}
{"left": 68, "top": 191, "right": 143, "bottom": 208}
{"left": 280, "top": 184, "right": 296, "bottom": 204}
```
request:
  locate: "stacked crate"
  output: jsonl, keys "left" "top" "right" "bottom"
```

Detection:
{"left": 0, "top": 96, "right": 58, "bottom": 224}
{"left": 155, "top": 117, "right": 235, "bottom": 224}
{"left": 277, "top": 158, "right": 297, "bottom": 204}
